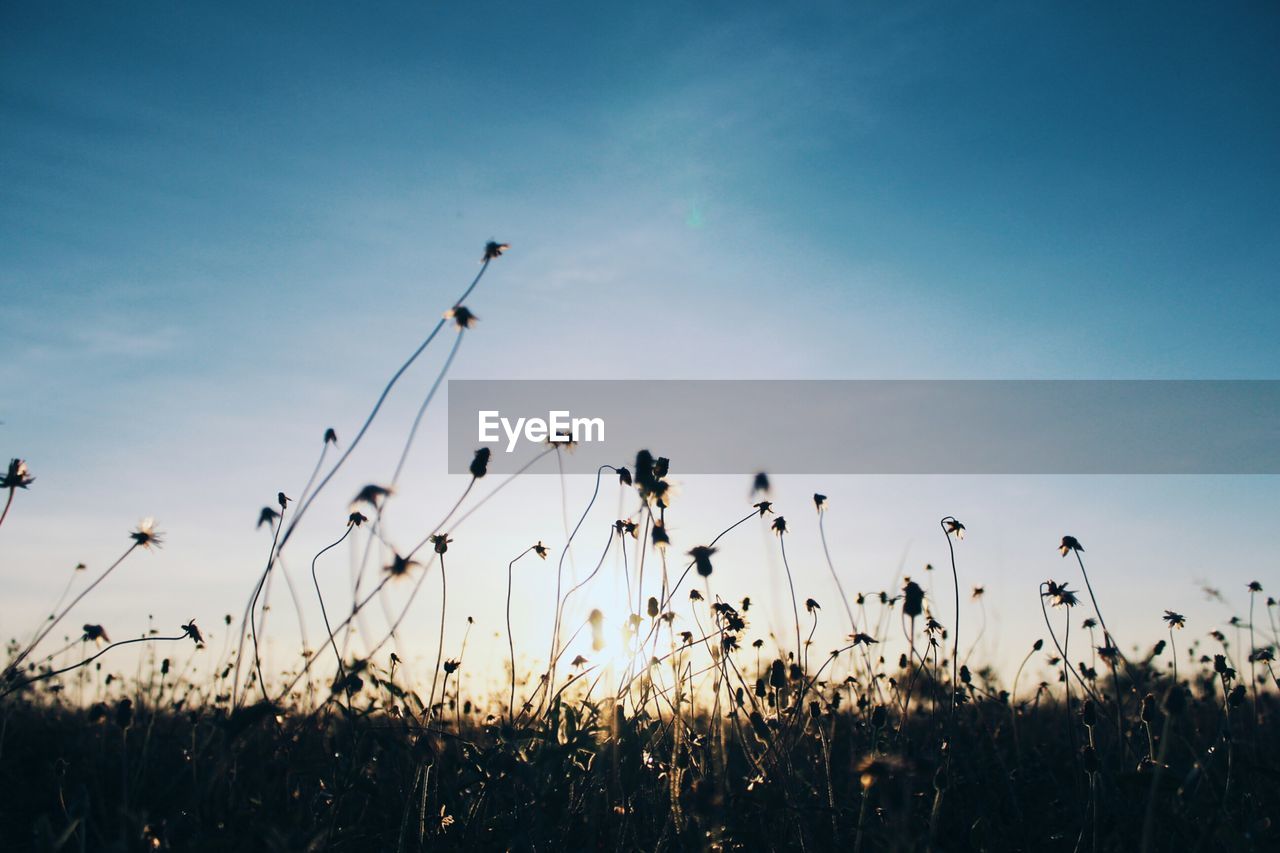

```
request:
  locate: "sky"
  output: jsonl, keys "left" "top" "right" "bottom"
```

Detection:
{"left": 2, "top": 2, "right": 1279, "bottom": 696}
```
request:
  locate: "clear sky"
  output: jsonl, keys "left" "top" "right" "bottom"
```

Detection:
{"left": 3, "top": 2, "right": 1278, "bottom": 694}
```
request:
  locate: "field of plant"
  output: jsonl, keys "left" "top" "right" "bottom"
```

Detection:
{"left": 2, "top": 246, "right": 1277, "bottom": 852}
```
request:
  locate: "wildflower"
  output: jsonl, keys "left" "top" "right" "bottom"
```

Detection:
{"left": 130, "top": 518, "right": 163, "bottom": 549}
{"left": 769, "top": 659, "right": 787, "bottom": 689}
{"left": 352, "top": 484, "right": 392, "bottom": 509}
{"left": 431, "top": 534, "right": 453, "bottom": 555}
{"left": 324, "top": 427, "right": 338, "bottom": 445}
{"left": 1, "top": 459, "right": 34, "bottom": 489}
{"left": 689, "top": 589, "right": 703, "bottom": 602}
{"left": 1082, "top": 617, "right": 1097, "bottom": 629}
{"left": 1251, "top": 647, "right": 1275, "bottom": 662}
{"left": 647, "top": 597, "right": 660, "bottom": 619}
{"left": 752, "top": 638, "right": 764, "bottom": 649}
{"left": 753, "top": 501, "right": 774, "bottom": 517}
{"left": 741, "top": 596, "right": 751, "bottom": 611}
{"left": 257, "top": 507, "right": 280, "bottom": 529}
{"left": 1043, "top": 581, "right": 1079, "bottom": 608}
{"left": 813, "top": 493, "right": 827, "bottom": 512}
{"left": 82, "top": 624, "right": 110, "bottom": 645}
{"left": 849, "top": 632, "right": 878, "bottom": 646}
{"left": 943, "top": 518, "right": 965, "bottom": 539}
{"left": 771, "top": 516, "right": 787, "bottom": 536}
{"left": 445, "top": 306, "right": 478, "bottom": 330}
{"left": 689, "top": 545, "right": 717, "bottom": 577}
{"left": 1213, "top": 654, "right": 1235, "bottom": 679}
{"left": 570, "top": 655, "right": 588, "bottom": 668}
{"left": 483, "top": 241, "right": 509, "bottom": 261}
{"left": 615, "top": 519, "right": 638, "bottom": 538}
{"left": 533, "top": 541, "right": 548, "bottom": 559}
{"left": 902, "top": 580, "right": 924, "bottom": 618}
{"left": 651, "top": 522, "right": 670, "bottom": 549}
{"left": 277, "top": 492, "right": 291, "bottom": 510}
{"left": 470, "top": 448, "right": 491, "bottom": 479}
{"left": 1059, "top": 535, "right": 1083, "bottom": 556}
{"left": 1163, "top": 610, "right": 1186, "bottom": 629}
{"left": 616, "top": 467, "right": 632, "bottom": 486}
{"left": 805, "top": 598, "right": 820, "bottom": 613}
{"left": 972, "top": 586, "right": 985, "bottom": 599}
{"left": 1097, "top": 644, "right": 1120, "bottom": 665}
{"left": 1228, "top": 684, "right": 1247, "bottom": 707}
{"left": 385, "top": 554, "right": 419, "bottom": 578}
{"left": 182, "top": 620, "right": 204, "bottom": 645}
{"left": 115, "top": 698, "right": 134, "bottom": 730}
{"left": 348, "top": 511, "right": 368, "bottom": 526}
{"left": 680, "top": 631, "right": 694, "bottom": 645}
{"left": 1248, "top": 581, "right": 1263, "bottom": 593}
{"left": 752, "top": 472, "right": 770, "bottom": 494}
{"left": 443, "top": 659, "right": 461, "bottom": 674}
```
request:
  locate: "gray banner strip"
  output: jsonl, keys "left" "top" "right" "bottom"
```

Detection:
{"left": 446, "top": 380, "right": 1280, "bottom": 475}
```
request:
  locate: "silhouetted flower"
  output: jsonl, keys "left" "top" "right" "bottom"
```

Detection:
{"left": 752, "top": 472, "right": 770, "bottom": 494}
{"left": 130, "top": 519, "right": 163, "bottom": 549}
{"left": 903, "top": 580, "right": 925, "bottom": 618}
{"left": 1043, "top": 581, "right": 1079, "bottom": 608}
{"left": 617, "top": 467, "right": 632, "bottom": 486}
{"left": 1251, "top": 648, "right": 1275, "bottom": 663}
{"left": 278, "top": 492, "right": 291, "bottom": 510}
{"left": 324, "top": 427, "right": 338, "bottom": 445}
{"left": 533, "top": 541, "right": 548, "bottom": 559}
{"left": 2, "top": 459, "right": 33, "bottom": 489}
{"left": 431, "top": 534, "right": 453, "bottom": 554}
{"left": 1163, "top": 610, "right": 1186, "bottom": 629}
{"left": 813, "top": 493, "right": 827, "bottom": 512}
{"left": 1213, "top": 654, "right": 1235, "bottom": 679}
{"left": 352, "top": 484, "right": 392, "bottom": 509}
{"left": 805, "top": 598, "right": 820, "bottom": 613}
{"left": 651, "top": 522, "right": 670, "bottom": 549}
{"left": 570, "top": 655, "right": 588, "bottom": 668}
{"left": 1248, "top": 581, "right": 1263, "bottom": 593}
{"left": 182, "top": 620, "right": 204, "bottom": 645}
{"left": 615, "top": 519, "right": 638, "bottom": 538}
{"left": 849, "top": 632, "right": 878, "bottom": 646}
{"left": 82, "top": 624, "right": 110, "bottom": 645}
{"left": 470, "top": 447, "right": 491, "bottom": 478}
{"left": 753, "top": 501, "right": 774, "bottom": 517}
{"left": 943, "top": 518, "right": 965, "bottom": 539}
{"left": 446, "top": 306, "right": 478, "bottom": 329}
{"left": 647, "top": 597, "right": 660, "bottom": 619}
{"left": 348, "top": 511, "right": 368, "bottom": 526}
{"left": 386, "top": 554, "right": 419, "bottom": 578}
{"left": 443, "top": 659, "right": 461, "bottom": 674}
{"left": 257, "top": 507, "right": 280, "bottom": 529}
{"left": 483, "top": 241, "right": 509, "bottom": 261}
{"left": 689, "top": 589, "right": 703, "bottom": 601}
{"left": 771, "top": 517, "right": 787, "bottom": 536}
{"left": 689, "top": 545, "right": 717, "bottom": 577}
{"left": 972, "top": 586, "right": 985, "bottom": 599}
{"left": 741, "top": 596, "right": 751, "bottom": 611}
{"left": 1059, "top": 535, "right": 1083, "bottom": 557}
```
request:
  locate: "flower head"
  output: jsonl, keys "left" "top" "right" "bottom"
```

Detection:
{"left": 805, "top": 598, "right": 820, "bottom": 613}
{"left": 324, "top": 427, "right": 338, "bottom": 446}
{"left": 2, "top": 459, "right": 34, "bottom": 490}
{"left": 1059, "top": 535, "right": 1084, "bottom": 557}
{"left": 771, "top": 516, "right": 787, "bottom": 536}
{"left": 688, "top": 545, "right": 717, "bottom": 578}
{"left": 1043, "top": 580, "right": 1079, "bottom": 608}
{"left": 943, "top": 517, "right": 965, "bottom": 539}
{"left": 277, "top": 492, "right": 291, "bottom": 510}
{"left": 352, "top": 484, "right": 392, "bottom": 509}
{"left": 443, "top": 659, "right": 461, "bottom": 674}
{"left": 385, "top": 553, "right": 420, "bottom": 578}
{"left": 82, "top": 624, "right": 110, "bottom": 645}
{"left": 813, "top": 493, "right": 827, "bottom": 512}
{"left": 533, "top": 541, "right": 549, "bottom": 559}
{"left": 752, "top": 472, "right": 770, "bottom": 494}
{"left": 445, "top": 306, "right": 478, "bottom": 330}
{"left": 130, "top": 518, "right": 163, "bottom": 549}
{"left": 483, "top": 241, "right": 509, "bottom": 261}
{"left": 753, "top": 501, "right": 774, "bottom": 517}
{"left": 902, "top": 580, "right": 925, "bottom": 618}
{"left": 1248, "top": 581, "right": 1263, "bottom": 593}
{"left": 470, "top": 447, "right": 491, "bottom": 479}
{"left": 348, "top": 511, "right": 368, "bottom": 527}
{"left": 1163, "top": 610, "right": 1186, "bottom": 629}
{"left": 651, "top": 522, "right": 670, "bottom": 549}
{"left": 257, "top": 507, "right": 280, "bottom": 529}
{"left": 431, "top": 534, "right": 453, "bottom": 555}
{"left": 182, "top": 620, "right": 204, "bottom": 645}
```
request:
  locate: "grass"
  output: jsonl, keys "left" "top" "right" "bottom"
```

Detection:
{"left": 2, "top": 243, "right": 1279, "bottom": 851}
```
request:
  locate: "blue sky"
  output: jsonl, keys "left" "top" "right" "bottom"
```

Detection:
{"left": 3, "top": 3, "right": 1278, "bottom": 689}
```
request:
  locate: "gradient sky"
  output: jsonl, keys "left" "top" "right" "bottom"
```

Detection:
{"left": 3, "top": 3, "right": 1278, "bottom": 692}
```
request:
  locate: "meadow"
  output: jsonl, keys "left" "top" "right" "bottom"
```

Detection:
{"left": 2, "top": 244, "right": 1277, "bottom": 852}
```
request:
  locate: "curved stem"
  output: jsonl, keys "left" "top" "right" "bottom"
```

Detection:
{"left": 311, "top": 523, "right": 355, "bottom": 682}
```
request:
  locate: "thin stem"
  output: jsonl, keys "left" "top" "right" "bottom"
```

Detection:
{"left": 311, "top": 523, "right": 356, "bottom": 682}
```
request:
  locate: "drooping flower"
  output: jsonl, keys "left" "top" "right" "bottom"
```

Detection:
{"left": 324, "top": 427, "right": 338, "bottom": 446}
{"left": 805, "top": 598, "right": 820, "bottom": 613}
{"left": 813, "top": 493, "right": 827, "bottom": 512}
{"left": 1043, "top": 581, "right": 1079, "bottom": 608}
{"left": 257, "top": 507, "right": 280, "bottom": 529}
{"left": 689, "top": 545, "right": 717, "bottom": 578}
{"left": 943, "top": 518, "right": 966, "bottom": 539}
{"left": 130, "top": 519, "right": 163, "bottom": 549}
{"left": 182, "top": 620, "right": 204, "bottom": 645}
{"left": 1059, "top": 535, "right": 1084, "bottom": 557}
{"left": 352, "top": 484, "right": 392, "bottom": 509}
